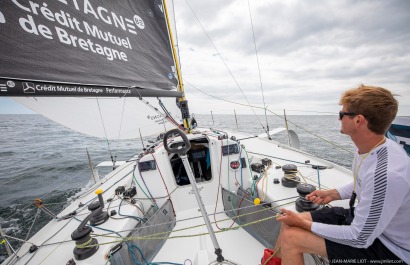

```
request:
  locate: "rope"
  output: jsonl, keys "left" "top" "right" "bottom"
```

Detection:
{"left": 283, "top": 170, "right": 300, "bottom": 183}
{"left": 133, "top": 165, "right": 155, "bottom": 204}
{"left": 16, "top": 195, "right": 299, "bottom": 251}
{"left": 75, "top": 237, "right": 93, "bottom": 248}
{"left": 150, "top": 153, "right": 176, "bottom": 216}
{"left": 265, "top": 109, "right": 354, "bottom": 154}
{"left": 185, "top": 80, "right": 354, "bottom": 155}
{"left": 137, "top": 163, "right": 158, "bottom": 209}
{"left": 260, "top": 167, "right": 270, "bottom": 201}
{"left": 181, "top": 0, "right": 266, "bottom": 132}
{"left": 81, "top": 200, "right": 296, "bottom": 248}
{"left": 89, "top": 195, "right": 298, "bottom": 238}
{"left": 24, "top": 208, "right": 41, "bottom": 241}
{"left": 138, "top": 97, "right": 180, "bottom": 131}
{"left": 96, "top": 97, "right": 116, "bottom": 165}
{"left": 114, "top": 96, "right": 127, "bottom": 161}
{"left": 247, "top": 151, "right": 320, "bottom": 166}
{"left": 118, "top": 199, "right": 144, "bottom": 222}
{"left": 296, "top": 170, "right": 308, "bottom": 184}
{"left": 247, "top": 0, "right": 271, "bottom": 139}
{"left": 158, "top": 98, "right": 185, "bottom": 131}
{"left": 263, "top": 246, "right": 281, "bottom": 265}
{"left": 0, "top": 147, "right": 88, "bottom": 184}
{"left": 6, "top": 166, "right": 139, "bottom": 264}
{"left": 108, "top": 199, "right": 294, "bottom": 240}
{"left": 2, "top": 158, "right": 99, "bottom": 223}
{"left": 213, "top": 138, "right": 227, "bottom": 230}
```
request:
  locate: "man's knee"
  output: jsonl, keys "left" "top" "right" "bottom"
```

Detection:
{"left": 281, "top": 225, "right": 300, "bottom": 246}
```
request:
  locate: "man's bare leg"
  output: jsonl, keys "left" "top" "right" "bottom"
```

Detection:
{"left": 280, "top": 224, "right": 327, "bottom": 265}
{"left": 274, "top": 212, "right": 312, "bottom": 258}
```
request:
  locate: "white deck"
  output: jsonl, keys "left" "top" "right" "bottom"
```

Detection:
{"left": 3, "top": 128, "right": 353, "bottom": 265}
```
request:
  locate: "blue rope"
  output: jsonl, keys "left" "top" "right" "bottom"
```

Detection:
{"left": 74, "top": 216, "right": 181, "bottom": 265}
{"left": 119, "top": 198, "right": 144, "bottom": 222}
{"left": 138, "top": 163, "right": 157, "bottom": 206}
{"left": 129, "top": 243, "right": 149, "bottom": 264}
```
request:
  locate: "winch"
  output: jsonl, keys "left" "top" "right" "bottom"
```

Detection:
{"left": 281, "top": 164, "right": 300, "bottom": 188}
{"left": 295, "top": 183, "right": 320, "bottom": 212}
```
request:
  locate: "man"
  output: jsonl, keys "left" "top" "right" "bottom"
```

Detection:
{"left": 276, "top": 85, "right": 409, "bottom": 264}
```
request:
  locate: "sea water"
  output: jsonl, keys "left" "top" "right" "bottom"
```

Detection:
{"left": 0, "top": 114, "right": 354, "bottom": 260}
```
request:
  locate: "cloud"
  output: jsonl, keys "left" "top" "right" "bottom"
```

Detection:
{"left": 3, "top": 0, "right": 409, "bottom": 116}
{"left": 172, "top": 0, "right": 410, "bottom": 115}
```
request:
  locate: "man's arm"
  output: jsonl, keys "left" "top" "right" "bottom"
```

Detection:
{"left": 306, "top": 188, "right": 342, "bottom": 205}
{"left": 276, "top": 208, "right": 313, "bottom": 231}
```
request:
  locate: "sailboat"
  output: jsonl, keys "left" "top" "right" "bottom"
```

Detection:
{"left": 387, "top": 117, "right": 410, "bottom": 156}
{"left": 0, "top": 1, "right": 406, "bottom": 265}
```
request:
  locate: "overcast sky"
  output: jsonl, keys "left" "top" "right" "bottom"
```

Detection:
{"left": 172, "top": 0, "right": 410, "bottom": 116}
{"left": 1, "top": 0, "right": 409, "bottom": 116}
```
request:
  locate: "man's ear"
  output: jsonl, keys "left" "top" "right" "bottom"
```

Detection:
{"left": 355, "top": 114, "right": 367, "bottom": 128}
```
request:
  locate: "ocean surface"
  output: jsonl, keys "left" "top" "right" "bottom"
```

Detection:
{"left": 0, "top": 114, "right": 355, "bottom": 260}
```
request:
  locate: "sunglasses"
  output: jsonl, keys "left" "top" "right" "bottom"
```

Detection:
{"left": 339, "top": 111, "right": 357, "bottom": 120}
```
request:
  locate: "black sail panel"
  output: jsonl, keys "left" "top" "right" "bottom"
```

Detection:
{"left": 0, "top": 0, "right": 178, "bottom": 93}
{"left": 0, "top": 79, "right": 183, "bottom": 97}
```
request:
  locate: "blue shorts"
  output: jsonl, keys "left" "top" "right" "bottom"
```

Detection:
{"left": 311, "top": 206, "right": 404, "bottom": 264}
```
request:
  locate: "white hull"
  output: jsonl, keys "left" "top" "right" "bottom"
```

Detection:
{"left": 3, "top": 128, "right": 353, "bottom": 265}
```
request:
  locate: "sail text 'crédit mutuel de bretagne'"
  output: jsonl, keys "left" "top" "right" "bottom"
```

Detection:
{"left": 12, "top": 0, "right": 145, "bottom": 62}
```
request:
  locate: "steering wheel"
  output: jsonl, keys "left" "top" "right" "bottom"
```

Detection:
{"left": 163, "top": 129, "right": 191, "bottom": 156}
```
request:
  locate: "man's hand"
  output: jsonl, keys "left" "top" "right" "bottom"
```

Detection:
{"left": 276, "top": 208, "right": 312, "bottom": 231}
{"left": 306, "top": 189, "right": 341, "bottom": 205}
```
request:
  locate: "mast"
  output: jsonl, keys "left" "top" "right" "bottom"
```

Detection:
{"left": 163, "top": 0, "right": 192, "bottom": 133}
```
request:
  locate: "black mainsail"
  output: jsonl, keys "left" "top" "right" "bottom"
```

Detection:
{"left": 0, "top": 0, "right": 184, "bottom": 139}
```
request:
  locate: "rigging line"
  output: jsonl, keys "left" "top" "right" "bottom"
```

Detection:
{"left": 84, "top": 200, "right": 297, "bottom": 246}
{"left": 185, "top": 81, "right": 338, "bottom": 115}
{"left": 96, "top": 97, "right": 116, "bottom": 165}
{"left": 25, "top": 218, "right": 76, "bottom": 265}
{"left": 188, "top": 80, "right": 353, "bottom": 154}
{"left": 114, "top": 96, "right": 127, "bottom": 160}
{"left": 185, "top": 80, "right": 257, "bottom": 108}
{"left": 264, "top": 109, "right": 354, "bottom": 154}
{"left": 94, "top": 200, "right": 288, "bottom": 241}
{"left": 182, "top": 0, "right": 265, "bottom": 131}
{"left": 24, "top": 209, "right": 41, "bottom": 241}
{"left": 40, "top": 168, "right": 89, "bottom": 200}
{"left": 34, "top": 190, "right": 293, "bottom": 243}
{"left": 247, "top": 0, "right": 270, "bottom": 139}
{"left": 285, "top": 109, "right": 337, "bottom": 115}
{"left": 137, "top": 162, "right": 158, "bottom": 207}
{"left": 138, "top": 96, "right": 179, "bottom": 129}
{"left": 7, "top": 205, "right": 95, "bottom": 262}
{"left": 150, "top": 153, "right": 176, "bottom": 216}
{"left": 9, "top": 197, "right": 294, "bottom": 259}
{"left": 159, "top": 99, "right": 179, "bottom": 127}
{"left": 171, "top": 0, "right": 182, "bottom": 71}
{"left": 0, "top": 160, "right": 81, "bottom": 185}
{"left": 157, "top": 98, "right": 184, "bottom": 130}
{"left": 2, "top": 168, "right": 89, "bottom": 222}
{"left": 94, "top": 195, "right": 299, "bottom": 237}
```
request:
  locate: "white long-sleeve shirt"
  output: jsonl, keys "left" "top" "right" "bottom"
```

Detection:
{"left": 311, "top": 139, "right": 410, "bottom": 263}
